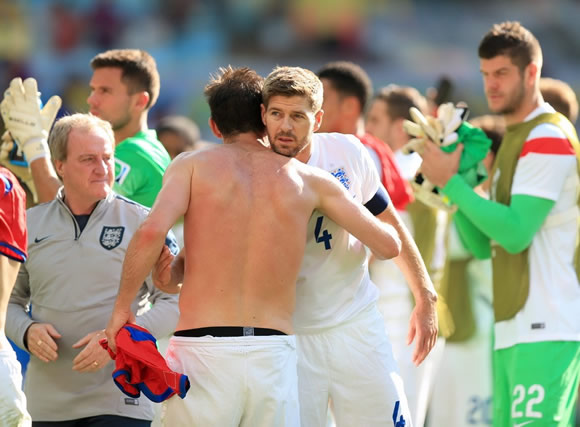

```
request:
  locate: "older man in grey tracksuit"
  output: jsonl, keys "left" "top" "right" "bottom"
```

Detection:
{"left": 6, "top": 114, "right": 179, "bottom": 426}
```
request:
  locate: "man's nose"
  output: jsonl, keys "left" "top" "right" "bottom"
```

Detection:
{"left": 485, "top": 77, "right": 498, "bottom": 91}
{"left": 95, "top": 159, "right": 108, "bottom": 175}
{"left": 281, "top": 116, "right": 292, "bottom": 131}
{"left": 87, "top": 92, "right": 97, "bottom": 107}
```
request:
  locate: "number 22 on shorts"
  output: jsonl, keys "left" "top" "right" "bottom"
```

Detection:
{"left": 511, "top": 384, "right": 544, "bottom": 423}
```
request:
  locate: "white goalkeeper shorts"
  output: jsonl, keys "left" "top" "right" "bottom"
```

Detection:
{"left": 162, "top": 334, "right": 299, "bottom": 427}
{"left": 0, "top": 344, "right": 31, "bottom": 427}
{"left": 296, "top": 303, "right": 412, "bottom": 427}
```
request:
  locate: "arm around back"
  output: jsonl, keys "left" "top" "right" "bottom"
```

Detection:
{"left": 106, "top": 155, "right": 192, "bottom": 351}
{"left": 311, "top": 168, "right": 401, "bottom": 260}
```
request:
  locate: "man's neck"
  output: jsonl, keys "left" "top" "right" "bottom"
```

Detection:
{"left": 224, "top": 132, "right": 268, "bottom": 150}
{"left": 332, "top": 117, "right": 363, "bottom": 136}
{"left": 63, "top": 194, "right": 101, "bottom": 216}
{"left": 391, "top": 135, "right": 408, "bottom": 153}
{"left": 504, "top": 92, "right": 543, "bottom": 126}
{"left": 295, "top": 138, "right": 313, "bottom": 164}
{"left": 114, "top": 115, "right": 148, "bottom": 145}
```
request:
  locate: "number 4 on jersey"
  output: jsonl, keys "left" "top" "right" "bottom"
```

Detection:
{"left": 314, "top": 216, "right": 332, "bottom": 250}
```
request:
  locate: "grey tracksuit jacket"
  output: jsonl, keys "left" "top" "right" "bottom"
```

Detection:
{"left": 6, "top": 189, "right": 180, "bottom": 422}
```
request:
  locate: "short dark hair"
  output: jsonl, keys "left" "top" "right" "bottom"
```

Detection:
{"left": 478, "top": 21, "right": 542, "bottom": 72}
{"left": 317, "top": 61, "right": 373, "bottom": 113}
{"left": 90, "top": 49, "right": 160, "bottom": 109}
{"left": 373, "top": 84, "right": 427, "bottom": 121}
{"left": 540, "top": 77, "right": 578, "bottom": 124}
{"left": 204, "top": 66, "right": 265, "bottom": 137}
{"left": 156, "top": 115, "right": 201, "bottom": 148}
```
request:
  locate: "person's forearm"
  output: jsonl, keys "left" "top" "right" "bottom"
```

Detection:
{"left": 443, "top": 175, "right": 554, "bottom": 254}
{"left": 115, "top": 224, "right": 167, "bottom": 310}
{"left": 6, "top": 303, "right": 34, "bottom": 350}
{"left": 153, "top": 250, "right": 184, "bottom": 294}
{"left": 30, "top": 158, "right": 60, "bottom": 202}
{"left": 378, "top": 204, "right": 437, "bottom": 302}
{"left": 452, "top": 211, "right": 491, "bottom": 259}
{"left": 5, "top": 262, "right": 34, "bottom": 349}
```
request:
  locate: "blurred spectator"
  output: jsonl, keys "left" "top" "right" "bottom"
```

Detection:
{"left": 50, "top": 3, "right": 82, "bottom": 54}
{"left": 289, "top": 0, "right": 367, "bottom": 55}
{"left": 0, "top": 1, "right": 32, "bottom": 61}
{"left": 427, "top": 114, "right": 505, "bottom": 427}
{"left": 540, "top": 77, "right": 578, "bottom": 124}
{"left": 87, "top": 0, "right": 124, "bottom": 50}
{"left": 425, "top": 76, "right": 454, "bottom": 117}
{"left": 365, "top": 83, "right": 449, "bottom": 427}
{"left": 158, "top": 0, "right": 197, "bottom": 37}
{"left": 60, "top": 73, "right": 90, "bottom": 116}
{"left": 156, "top": 115, "right": 202, "bottom": 159}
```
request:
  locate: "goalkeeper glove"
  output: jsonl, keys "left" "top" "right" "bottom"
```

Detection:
{"left": 402, "top": 103, "right": 469, "bottom": 154}
{"left": 1, "top": 77, "right": 62, "bottom": 163}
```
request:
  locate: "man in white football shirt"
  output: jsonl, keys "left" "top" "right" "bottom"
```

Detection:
{"left": 261, "top": 66, "right": 438, "bottom": 427}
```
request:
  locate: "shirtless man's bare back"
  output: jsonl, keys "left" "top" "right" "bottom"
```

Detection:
{"left": 105, "top": 67, "right": 400, "bottom": 426}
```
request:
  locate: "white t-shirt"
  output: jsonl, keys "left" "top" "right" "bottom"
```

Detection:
{"left": 493, "top": 103, "right": 580, "bottom": 349}
{"left": 293, "top": 133, "right": 386, "bottom": 331}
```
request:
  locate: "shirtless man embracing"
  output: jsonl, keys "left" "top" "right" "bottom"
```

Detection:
{"left": 105, "top": 66, "right": 401, "bottom": 427}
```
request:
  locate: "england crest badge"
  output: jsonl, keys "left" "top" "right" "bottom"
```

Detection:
{"left": 100, "top": 226, "right": 125, "bottom": 250}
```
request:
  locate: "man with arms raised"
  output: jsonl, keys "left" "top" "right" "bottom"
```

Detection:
{"left": 105, "top": 67, "right": 401, "bottom": 427}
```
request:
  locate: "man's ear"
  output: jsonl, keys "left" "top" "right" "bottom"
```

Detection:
{"left": 313, "top": 109, "right": 324, "bottom": 132}
{"left": 394, "top": 117, "right": 407, "bottom": 138}
{"left": 342, "top": 96, "right": 360, "bottom": 117}
{"left": 208, "top": 118, "right": 223, "bottom": 139}
{"left": 260, "top": 104, "right": 267, "bottom": 125}
{"left": 526, "top": 62, "right": 539, "bottom": 88}
{"left": 133, "top": 91, "right": 150, "bottom": 111}
{"left": 54, "top": 160, "right": 64, "bottom": 180}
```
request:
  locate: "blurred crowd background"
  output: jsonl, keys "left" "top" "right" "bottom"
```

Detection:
{"left": 1, "top": 0, "right": 579, "bottom": 141}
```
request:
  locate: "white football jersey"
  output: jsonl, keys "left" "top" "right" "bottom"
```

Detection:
{"left": 293, "top": 133, "right": 388, "bottom": 331}
{"left": 493, "top": 103, "right": 580, "bottom": 349}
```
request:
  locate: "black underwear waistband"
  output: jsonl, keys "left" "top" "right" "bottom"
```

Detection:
{"left": 174, "top": 326, "right": 287, "bottom": 337}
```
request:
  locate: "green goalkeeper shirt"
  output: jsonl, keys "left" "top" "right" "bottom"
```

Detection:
{"left": 113, "top": 129, "right": 171, "bottom": 207}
